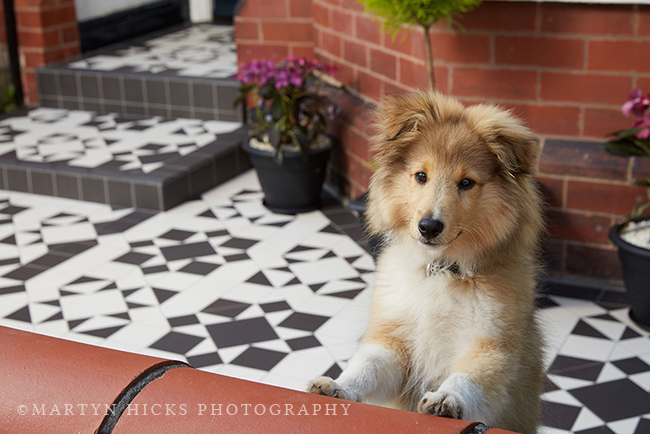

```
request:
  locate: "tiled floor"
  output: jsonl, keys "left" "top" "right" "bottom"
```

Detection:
{"left": 0, "top": 171, "right": 648, "bottom": 434}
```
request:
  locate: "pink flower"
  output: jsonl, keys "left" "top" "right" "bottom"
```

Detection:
{"left": 632, "top": 116, "right": 650, "bottom": 139}
{"left": 622, "top": 88, "right": 650, "bottom": 118}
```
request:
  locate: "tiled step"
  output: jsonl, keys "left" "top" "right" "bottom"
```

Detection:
{"left": 0, "top": 108, "right": 251, "bottom": 211}
{"left": 35, "top": 24, "right": 242, "bottom": 123}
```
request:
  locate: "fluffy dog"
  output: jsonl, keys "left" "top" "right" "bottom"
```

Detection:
{"left": 308, "top": 91, "right": 545, "bottom": 434}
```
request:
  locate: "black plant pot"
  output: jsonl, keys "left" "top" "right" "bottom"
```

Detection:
{"left": 242, "top": 138, "right": 332, "bottom": 214}
{"left": 609, "top": 216, "right": 650, "bottom": 331}
{"left": 348, "top": 191, "right": 384, "bottom": 260}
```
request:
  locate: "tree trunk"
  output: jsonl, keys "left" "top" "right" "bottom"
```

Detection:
{"left": 423, "top": 24, "right": 436, "bottom": 90}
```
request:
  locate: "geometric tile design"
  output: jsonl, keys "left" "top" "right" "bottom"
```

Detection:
{"left": 0, "top": 170, "right": 648, "bottom": 434}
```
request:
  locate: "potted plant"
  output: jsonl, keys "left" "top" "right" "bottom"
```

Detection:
{"left": 235, "top": 56, "right": 339, "bottom": 214}
{"left": 604, "top": 88, "right": 650, "bottom": 330}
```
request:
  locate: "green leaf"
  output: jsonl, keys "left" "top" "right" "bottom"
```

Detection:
{"left": 269, "top": 122, "right": 282, "bottom": 148}
{"left": 604, "top": 140, "right": 646, "bottom": 157}
{"left": 270, "top": 99, "right": 283, "bottom": 120}
{"left": 609, "top": 127, "right": 644, "bottom": 139}
{"left": 259, "top": 83, "right": 276, "bottom": 100}
{"left": 634, "top": 179, "right": 650, "bottom": 187}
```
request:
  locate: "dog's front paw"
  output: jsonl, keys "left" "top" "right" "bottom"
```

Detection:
{"left": 417, "top": 391, "right": 463, "bottom": 419}
{"left": 307, "top": 376, "right": 349, "bottom": 400}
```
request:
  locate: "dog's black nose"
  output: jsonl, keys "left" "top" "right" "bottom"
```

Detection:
{"left": 418, "top": 217, "right": 444, "bottom": 240}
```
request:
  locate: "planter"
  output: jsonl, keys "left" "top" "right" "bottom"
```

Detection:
{"left": 348, "top": 191, "right": 384, "bottom": 260}
{"left": 242, "top": 137, "right": 332, "bottom": 214}
{"left": 609, "top": 216, "right": 650, "bottom": 331}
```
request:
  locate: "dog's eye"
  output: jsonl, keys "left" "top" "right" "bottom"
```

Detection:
{"left": 415, "top": 172, "right": 427, "bottom": 184}
{"left": 458, "top": 178, "right": 475, "bottom": 190}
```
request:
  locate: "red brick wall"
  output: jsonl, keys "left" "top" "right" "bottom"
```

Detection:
{"left": 236, "top": 0, "right": 650, "bottom": 279}
{"left": 14, "top": 0, "right": 80, "bottom": 105}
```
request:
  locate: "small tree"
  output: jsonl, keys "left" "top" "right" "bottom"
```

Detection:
{"left": 358, "top": 0, "right": 482, "bottom": 89}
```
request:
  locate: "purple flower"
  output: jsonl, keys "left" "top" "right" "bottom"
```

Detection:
{"left": 622, "top": 88, "right": 650, "bottom": 118}
{"left": 632, "top": 116, "right": 650, "bottom": 139}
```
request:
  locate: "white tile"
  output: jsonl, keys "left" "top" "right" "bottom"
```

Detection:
{"left": 216, "top": 364, "right": 266, "bottom": 383}
{"left": 40, "top": 222, "right": 97, "bottom": 244}
{"left": 597, "top": 362, "right": 627, "bottom": 383}
{"left": 59, "top": 290, "right": 128, "bottom": 320}
{"left": 269, "top": 351, "right": 335, "bottom": 382}
{"left": 607, "top": 417, "right": 642, "bottom": 434}
{"left": 630, "top": 371, "right": 650, "bottom": 392}
{"left": 290, "top": 257, "right": 359, "bottom": 285}
{"left": 559, "top": 335, "right": 615, "bottom": 362}
{"left": 571, "top": 407, "right": 605, "bottom": 433}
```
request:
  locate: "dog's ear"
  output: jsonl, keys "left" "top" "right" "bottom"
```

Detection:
{"left": 468, "top": 105, "right": 540, "bottom": 177}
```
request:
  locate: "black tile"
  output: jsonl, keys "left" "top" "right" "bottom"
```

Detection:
{"left": 142, "top": 264, "right": 169, "bottom": 274}
{"left": 543, "top": 282, "right": 602, "bottom": 301}
{"left": 223, "top": 253, "right": 250, "bottom": 262}
{"left": 107, "top": 179, "right": 133, "bottom": 207}
{"left": 39, "top": 96, "right": 60, "bottom": 109}
{"left": 124, "top": 104, "right": 146, "bottom": 117}
{"left": 0, "top": 285, "right": 26, "bottom": 296}
{"left": 102, "top": 76, "right": 122, "bottom": 101}
{"left": 178, "top": 261, "right": 220, "bottom": 275}
{"left": 548, "top": 355, "right": 605, "bottom": 381}
{"left": 635, "top": 418, "right": 650, "bottom": 434}
{"left": 326, "top": 210, "right": 359, "bottom": 226}
{"left": 134, "top": 183, "right": 161, "bottom": 210}
{"left": 206, "top": 317, "right": 278, "bottom": 348}
{"left": 160, "top": 229, "right": 195, "bottom": 241}
{"left": 202, "top": 298, "right": 250, "bottom": 318}
{"left": 3, "top": 265, "right": 44, "bottom": 281}
{"left": 216, "top": 85, "right": 239, "bottom": 111}
{"left": 170, "top": 107, "right": 192, "bottom": 119}
{"left": 29, "top": 254, "right": 69, "bottom": 268}
{"left": 246, "top": 271, "right": 272, "bottom": 286}
{"left": 37, "top": 71, "right": 58, "bottom": 96}
{"left": 160, "top": 241, "right": 216, "bottom": 261}
{"left": 83, "top": 101, "right": 101, "bottom": 112}
{"left": 6, "top": 167, "right": 29, "bottom": 192}
{"left": 219, "top": 237, "right": 258, "bottom": 250}
{"left": 104, "top": 102, "right": 124, "bottom": 114}
{"left": 49, "top": 241, "right": 97, "bottom": 256}
{"left": 324, "top": 363, "right": 342, "bottom": 379}
{"left": 278, "top": 312, "right": 329, "bottom": 332}
{"left": 574, "top": 425, "right": 615, "bottom": 434}
{"left": 146, "top": 79, "right": 167, "bottom": 105}
{"left": 570, "top": 379, "right": 650, "bottom": 422}
{"left": 31, "top": 170, "right": 54, "bottom": 196}
{"left": 612, "top": 357, "right": 650, "bottom": 375}
{"left": 153, "top": 288, "right": 177, "bottom": 304}
{"left": 187, "top": 352, "right": 222, "bottom": 368}
{"left": 189, "top": 160, "right": 216, "bottom": 198}
{"left": 147, "top": 105, "right": 169, "bottom": 118}
{"left": 326, "top": 289, "right": 364, "bottom": 300}
{"left": 123, "top": 77, "right": 144, "bottom": 103}
{"left": 169, "top": 81, "right": 190, "bottom": 106}
{"left": 286, "top": 335, "right": 321, "bottom": 351}
{"left": 260, "top": 301, "right": 291, "bottom": 313}
{"left": 192, "top": 82, "right": 215, "bottom": 109}
{"left": 215, "top": 148, "right": 238, "bottom": 183}
{"left": 571, "top": 320, "right": 610, "bottom": 340}
{"left": 541, "top": 401, "right": 582, "bottom": 430}
{"left": 168, "top": 315, "right": 200, "bottom": 327}
{"left": 5, "top": 305, "right": 31, "bottom": 322}
{"left": 230, "top": 347, "right": 286, "bottom": 371}
{"left": 162, "top": 175, "right": 190, "bottom": 211}
{"left": 621, "top": 327, "right": 642, "bottom": 340}
{"left": 193, "top": 109, "right": 217, "bottom": 121}
{"left": 150, "top": 331, "right": 204, "bottom": 355}
{"left": 80, "top": 74, "right": 100, "bottom": 99}
{"left": 58, "top": 73, "right": 78, "bottom": 97}
{"left": 114, "top": 251, "right": 155, "bottom": 265}
{"left": 55, "top": 173, "right": 80, "bottom": 200}
{"left": 81, "top": 177, "right": 107, "bottom": 204}
{"left": 60, "top": 98, "right": 82, "bottom": 110}
{"left": 80, "top": 325, "right": 125, "bottom": 338}
{"left": 0, "top": 204, "right": 28, "bottom": 215}
{"left": 219, "top": 111, "right": 243, "bottom": 123}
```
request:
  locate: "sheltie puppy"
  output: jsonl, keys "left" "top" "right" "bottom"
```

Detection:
{"left": 309, "top": 91, "right": 545, "bottom": 434}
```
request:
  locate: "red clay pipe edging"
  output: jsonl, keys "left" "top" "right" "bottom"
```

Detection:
{"left": 0, "top": 326, "right": 519, "bottom": 433}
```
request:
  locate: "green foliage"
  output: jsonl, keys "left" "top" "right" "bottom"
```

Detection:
{"left": 1, "top": 85, "right": 16, "bottom": 114}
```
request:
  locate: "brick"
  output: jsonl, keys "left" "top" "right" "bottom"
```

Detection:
{"left": 356, "top": 70, "right": 382, "bottom": 100}
{"left": 546, "top": 210, "right": 611, "bottom": 244}
{"left": 262, "top": 22, "right": 313, "bottom": 43}
{"left": 565, "top": 244, "right": 622, "bottom": 278}
{"left": 637, "top": 77, "right": 650, "bottom": 93}
{"left": 18, "top": 28, "right": 60, "bottom": 48}
{"left": 460, "top": 1, "right": 537, "bottom": 32}
{"left": 237, "top": 44, "right": 289, "bottom": 63}
{"left": 429, "top": 32, "right": 491, "bottom": 64}
{"left": 541, "top": 3, "right": 634, "bottom": 36}
{"left": 540, "top": 139, "right": 629, "bottom": 180}
{"left": 588, "top": 40, "right": 650, "bottom": 72}
{"left": 540, "top": 239, "right": 565, "bottom": 273}
{"left": 384, "top": 81, "right": 410, "bottom": 97}
{"left": 22, "top": 51, "right": 46, "bottom": 68}
{"left": 344, "top": 39, "right": 367, "bottom": 68}
{"left": 432, "top": 66, "right": 449, "bottom": 94}
{"left": 290, "top": 45, "right": 314, "bottom": 59}
{"left": 331, "top": 8, "right": 353, "bottom": 35}
{"left": 42, "top": 5, "right": 77, "bottom": 28}
{"left": 332, "top": 62, "right": 354, "bottom": 87}
{"left": 633, "top": 156, "right": 650, "bottom": 183}
{"left": 540, "top": 72, "right": 632, "bottom": 105}
{"left": 399, "top": 57, "right": 428, "bottom": 90}
{"left": 370, "top": 48, "right": 396, "bottom": 80}
{"left": 583, "top": 108, "right": 632, "bottom": 139}
{"left": 289, "top": 0, "right": 312, "bottom": 18}
{"left": 567, "top": 181, "right": 648, "bottom": 215}
{"left": 321, "top": 30, "right": 341, "bottom": 57}
{"left": 639, "top": 5, "right": 650, "bottom": 37}
{"left": 313, "top": 2, "right": 330, "bottom": 27}
{"left": 383, "top": 27, "right": 412, "bottom": 55}
{"left": 347, "top": 128, "right": 372, "bottom": 161}
{"left": 356, "top": 14, "right": 381, "bottom": 45}
{"left": 495, "top": 36, "right": 584, "bottom": 69}
{"left": 506, "top": 104, "right": 580, "bottom": 137}
{"left": 234, "top": 21, "right": 259, "bottom": 41}
{"left": 451, "top": 68, "right": 536, "bottom": 100}
{"left": 16, "top": 11, "right": 42, "bottom": 28}
{"left": 340, "top": 0, "right": 365, "bottom": 13}
{"left": 61, "top": 24, "right": 78, "bottom": 44}
{"left": 537, "top": 176, "right": 564, "bottom": 209}
{"left": 238, "top": 0, "right": 287, "bottom": 18}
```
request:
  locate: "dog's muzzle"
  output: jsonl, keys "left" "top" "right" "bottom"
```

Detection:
{"left": 418, "top": 217, "right": 444, "bottom": 242}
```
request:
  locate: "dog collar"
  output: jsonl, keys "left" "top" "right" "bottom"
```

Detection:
{"left": 426, "top": 261, "right": 462, "bottom": 277}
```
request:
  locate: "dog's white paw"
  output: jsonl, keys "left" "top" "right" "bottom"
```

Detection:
{"left": 307, "top": 376, "right": 349, "bottom": 400}
{"left": 417, "top": 390, "right": 464, "bottom": 419}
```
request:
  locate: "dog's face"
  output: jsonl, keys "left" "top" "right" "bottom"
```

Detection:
{"left": 367, "top": 91, "right": 540, "bottom": 264}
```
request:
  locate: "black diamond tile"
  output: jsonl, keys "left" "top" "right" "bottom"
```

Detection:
{"left": 160, "top": 242, "right": 216, "bottom": 261}
{"left": 202, "top": 299, "right": 250, "bottom": 318}
{"left": 621, "top": 327, "right": 642, "bottom": 340}
{"left": 541, "top": 400, "right": 582, "bottom": 430}
{"left": 150, "top": 331, "right": 204, "bottom": 355}
{"left": 69, "top": 276, "right": 101, "bottom": 285}
{"left": 223, "top": 253, "right": 250, "bottom": 262}
{"left": 543, "top": 376, "right": 561, "bottom": 393}
{"left": 48, "top": 241, "right": 97, "bottom": 256}
{"left": 68, "top": 318, "right": 88, "bottom": 329}
{"left": 153, "top": 288, "right": 177, "bottom": 304}
{"left": 612, "top": 357, "right": 650, "bottom": 375}
{"left": 3, "top": 266, "right": 44, "bottom": 281}
{"left": 0, "top": 205, "right": 28, "bottom": 215}
{"left": 536, "top": 294, "right": 559, "bottom": 309}
{"left": 160, "top": 229, "right": 195, "bottom": 241}
{"left": 114, "top": 251, "right": 155, "bottom": 265}
{"left": 206, "top": 317, "right": 278, "bottom": 348}
{"left": 5, "top": 305, "right": 31, "bottom": 322}
{"left": 0, "top": 285, "right": 25, "bottom": 295}
{"left": 286, "top": 335, "right": 321, "bottom": 351}
{"left": 80, "top": 325, "right": 126, "bottom": 338}
{"left": 635, "top": 418, "right": 650, "bottom": 434}
{"left": 178, "top": 261, "right": 220, "bottom": 275}
{"left": 570, "top": 379, "right": 650, "bottom": 422}
{"left": 260, "top": 301, "right": 291, "bottom": 313}
{"left": 168, "top": 315, "right": 200, "bottom": 327}
{"left": 246, "top": 271, "right": 272, "bottom": 286}
{"left": 0, "top": 257, "right": 20, "bottom": 267}
{"left": 43, "top": 311, "right": 64, "bottom": 322}
{"left": 549, "top": 355, "right": 604, "bottom": 381}
{"left": 230, "top": 347, "right": 286, "bottom": 371}
{"left": 309, "top": 283, "right": 325, "bottom": 293}
{"left": 326, "top": 289, "right": 364, "bottom": 299}
{"left": 130, "top": 240, "right": 155, "bottom": 248}
{"left": 0, "top": 234, "right": 16, "bottom": 244}
{"left": 142, "top": 265, "right": 169, "bottom": 274}
{"left": 219, "top": 237, "right": 258, "bottom": 250}
{"left": 572, "top": 320, "right": 610, "bottom": 340}
{"left": 284, "top": 277, "right": 301, "bottom": 286}
{"left": 198, "top": 210, "right": 217, "bottom": 219}
{"left": 575, "top": 426, "right": 616, "bottom": 434}
{"left": 206, "top": 229, "right": 229, "bottom": 238}
{"left": 187, "top": 352, "right": 222, "bottom": 368}
{"left": 110, "top": 312, "right": 130, "bottom": 320}
{"left": 278, "top": 312, "right": 329, "bottom": 332}
{"left": 287, "top": 245, "right": 317, "bottom": 254}
{"left": 320, "top": 224, "right": 341, "bottom": 234}
{"left": 589, "top": 313, "right": 618, "bottom": 322}
{"left": 323, "top": 363, "right": 342, "bottom": 379}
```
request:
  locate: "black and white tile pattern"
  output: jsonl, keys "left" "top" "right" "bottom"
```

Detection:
{"left": 0, "top": 171, "right": 648, "bottom": 433}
